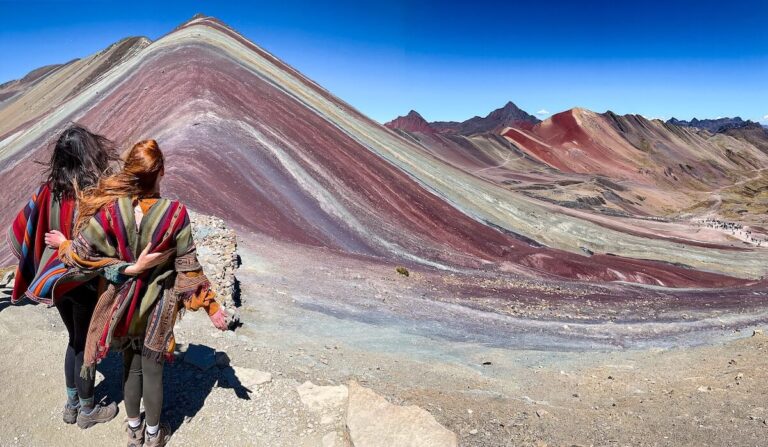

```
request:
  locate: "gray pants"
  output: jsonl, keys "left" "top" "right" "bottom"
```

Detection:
{"left": 122, "top": 346, "right": 164, "bottom": 426}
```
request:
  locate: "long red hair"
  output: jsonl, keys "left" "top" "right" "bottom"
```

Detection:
{"left": 76, "top": 139, "right": 164, "bottom": 231}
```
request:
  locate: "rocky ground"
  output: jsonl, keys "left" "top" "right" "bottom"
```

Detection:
{"left": 0, "top": 220, "right": 767, "bottom": 446}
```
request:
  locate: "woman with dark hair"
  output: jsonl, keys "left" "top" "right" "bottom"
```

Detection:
{"left": 47, "top": 139, "right": 229, "bottom": 447}
{"left": 7, "top": 124, "right": 129, "bottom": 428}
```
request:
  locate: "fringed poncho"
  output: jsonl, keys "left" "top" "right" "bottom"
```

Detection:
{"left": 58, "top": 197, "right": 220, "bottom": 374}
{"left": 6, "top": 183, "right": 97, "bottom": 305}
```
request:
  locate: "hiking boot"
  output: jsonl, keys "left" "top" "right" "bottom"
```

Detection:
{"left": 76, "top": 402, "right": 118, "bottom": 429}
{"left": 62, "top": 403, "right": 79, "bottom": 424}
{"left": 124, "top": 419, "right": 145, "bottom": 447}
{"left": 144, "top": 422, "right": 172, "bottom": 447}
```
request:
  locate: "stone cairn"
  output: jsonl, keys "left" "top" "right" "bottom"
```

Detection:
{"left": 188, "top": 211, "right": 239, "bottom": 311}
{"left": 0, "top": 211, "right": 240, "bottom": 312}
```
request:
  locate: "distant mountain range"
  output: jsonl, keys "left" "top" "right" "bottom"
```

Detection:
{"left": 385, "top": 101, "right": 539, "bottom": 134}
{"left": 666, "top": 116, "right": 761, "bottom": 133}
{"left": 388, "top": 103, "right": 768, "bottom": 257}
{"left": 387, "top": 105, "right": 764, "bottom": 139}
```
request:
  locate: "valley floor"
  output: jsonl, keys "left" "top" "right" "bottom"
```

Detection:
{"left": 0, "top": 236, "right": 766, "bottom": 446}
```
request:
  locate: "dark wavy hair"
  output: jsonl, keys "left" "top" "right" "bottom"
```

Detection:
{"left": 44, "top": 124, "right": 117, "bottom": 201}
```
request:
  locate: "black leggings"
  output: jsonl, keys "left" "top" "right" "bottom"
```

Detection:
{"left": 54, "top": 286, "right": 99, "bottom": 401}
{"left": 123, "top": 347, "right": 164, "bottom": 426}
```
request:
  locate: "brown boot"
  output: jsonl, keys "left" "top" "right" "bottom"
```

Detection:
{"left": 124, "top": 419, "right": 145, "bottom": 447}
{"left": 144, "top": 422, "right": 171, "bottom": 447}
{"left": 76, "top": 402, "right": 118, "bottom": 429}
{"left": 62, "top": 403, "right": 79, "bottom": 424}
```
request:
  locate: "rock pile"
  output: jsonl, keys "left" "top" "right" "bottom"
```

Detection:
{"left": 188, "top": 211, "right": 239, "bottom": 309}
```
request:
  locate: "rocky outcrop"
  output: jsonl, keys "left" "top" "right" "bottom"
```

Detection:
{"left": 294, "top": 381, "right": 457, "bottom": 447}
{"left": 346, "top": 381, "right": 458, "bottom": 447}
{"left": 296, "top": 381, "right": 349, "bottom": 412}
{"left": 189, "top": 211, "right": 239, "bottom": 309}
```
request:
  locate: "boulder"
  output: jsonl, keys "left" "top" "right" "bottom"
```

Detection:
{"left": 346, "top": 381, "right": 457, "bottom": 447}
{"left": 296, "top": 381, "right": 348, "bottom": 412}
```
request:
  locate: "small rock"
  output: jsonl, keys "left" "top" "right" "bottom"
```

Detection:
{"left": 753, "top": 329, "right": 764, "bottom": 336}
{"left": 536, "top": 409, "right": 549, "bottom": 418}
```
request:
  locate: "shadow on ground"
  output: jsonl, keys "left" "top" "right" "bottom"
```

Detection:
{"left": 94, "top": 343, "right": 250, "bottom": 432}
{"left": 0, "top": 296, "right": 36, "bottom": 313}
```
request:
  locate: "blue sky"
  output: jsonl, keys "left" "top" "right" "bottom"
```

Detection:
{"left": 1, "top": 0, "right": 766, "bottom": 123}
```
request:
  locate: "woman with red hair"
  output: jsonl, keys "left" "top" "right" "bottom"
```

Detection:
{"left": 47, "top": 139, "right": 229, "bottom": 447}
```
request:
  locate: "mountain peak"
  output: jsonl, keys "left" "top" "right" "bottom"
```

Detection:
{"left": 487, "top": 101, "right": 529, "bottom": 120}
{"left": 390, "top": 101, "right": 540, "bottom": 135}
{"left": 406, "top": 110, "right": 423, "bottom": 118}
{"left": 184, "top": 13, "right": 214, "bottom": 25}
{"left": 500, "top": 100, "right": 519, "bottom": 109}
{"left": 385, "top": 110, "right": 433, "bottom": 133}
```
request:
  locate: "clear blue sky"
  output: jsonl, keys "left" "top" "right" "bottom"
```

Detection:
{"left": 1, "top": 0, "right": 766, "bottom": 123}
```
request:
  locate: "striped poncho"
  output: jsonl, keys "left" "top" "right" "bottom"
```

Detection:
{"left": 6, "top": 183, "right": 97, "bottom": 305}
{"left": 58, "top": 196, "right": 220, "bottom": 373}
